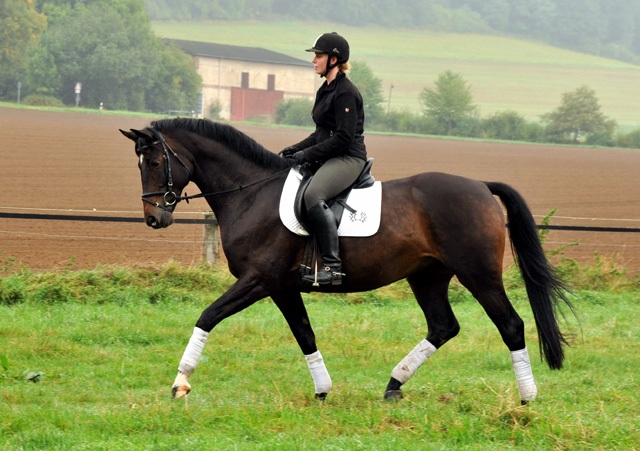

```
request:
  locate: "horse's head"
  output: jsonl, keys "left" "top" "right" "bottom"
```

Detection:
{"left": 120, "top": 127, "right": 192, "bottom": 229}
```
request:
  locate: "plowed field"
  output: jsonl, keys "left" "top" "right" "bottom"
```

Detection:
{"left": 1, "top": 107, "right": 639, "bottom": 272}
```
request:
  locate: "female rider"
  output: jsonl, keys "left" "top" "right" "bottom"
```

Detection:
{"left": 282, "top": 32, "right": 367, "bottom": 286}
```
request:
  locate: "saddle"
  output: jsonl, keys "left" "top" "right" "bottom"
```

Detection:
{"left": 294, "top": 158, "right": 376, "bottom": 232}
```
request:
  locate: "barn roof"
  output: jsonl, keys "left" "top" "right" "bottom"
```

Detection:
{"left": 165, "top": 39, "right": 312, "bottom": 67}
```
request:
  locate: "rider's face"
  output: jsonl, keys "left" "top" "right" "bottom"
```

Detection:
{"left": 313, "top": 53, "right": 329, "bottom": 76}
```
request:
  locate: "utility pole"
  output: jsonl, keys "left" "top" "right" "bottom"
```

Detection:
{"left": 387, "top": 84, "right": 394, "bottom": 113}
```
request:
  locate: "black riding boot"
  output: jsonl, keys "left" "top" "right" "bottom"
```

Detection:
{"left": 302, "top": 201, "right": 343, "bottom": 286}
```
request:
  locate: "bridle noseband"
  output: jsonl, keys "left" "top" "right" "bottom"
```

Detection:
{"left": 138, "top": 130, "right": 192, "bottom": 211}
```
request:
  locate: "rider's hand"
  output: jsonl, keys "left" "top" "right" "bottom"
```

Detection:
{"left": 285, "top": 151, "right": 306, "bottom": 165}
{"left": 280, "top": 146, "right": 297, "bottom": 157}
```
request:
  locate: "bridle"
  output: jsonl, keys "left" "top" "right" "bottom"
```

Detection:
{"left": 138, "top": 130, "right": 192, "bottom": 211}
{"left": 138, "top": 128, "right": 292, "bottom": 211}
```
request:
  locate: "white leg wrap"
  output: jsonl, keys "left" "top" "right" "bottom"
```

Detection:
{"left": 178, "top": 327, "right": 209, "bottom": 376}
{"left": 390, "top": 339, "right": 437, "bottom": 384}
{"left": 511, "top": 347, "right": 537, "bottom": 402}
{"left": 305, "top": 351, "right": 332, "bottom": 395}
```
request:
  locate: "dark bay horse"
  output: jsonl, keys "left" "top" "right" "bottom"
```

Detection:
{"left": 120, "top": 118, "right": 572, "bottom": 404}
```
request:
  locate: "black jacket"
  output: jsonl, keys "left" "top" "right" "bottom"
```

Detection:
{"left": 293, "top": 71, "right": 367, "bottom": 163}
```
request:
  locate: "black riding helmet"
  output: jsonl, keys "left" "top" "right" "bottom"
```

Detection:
{"left": 306, "top": 32, "right": 350, "bottom": 77}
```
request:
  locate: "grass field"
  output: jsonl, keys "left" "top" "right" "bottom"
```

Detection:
{"left": 1, "top": 263, "right": 639, "bottom": 450}
{"left": 151, "top": 20, "right": 640, "bottom": 129}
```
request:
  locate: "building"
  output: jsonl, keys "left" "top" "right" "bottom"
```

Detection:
{"left": 167, "top": 39, "right": 317, "bottom": 121}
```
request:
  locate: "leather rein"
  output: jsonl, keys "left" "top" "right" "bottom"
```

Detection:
{"left": 138, "top": 129, "right": 290, "bottom": 211}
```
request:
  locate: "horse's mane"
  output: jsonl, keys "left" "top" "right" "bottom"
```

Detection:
{"left": 151, "top": 118, "right": 294, "bottom": 171}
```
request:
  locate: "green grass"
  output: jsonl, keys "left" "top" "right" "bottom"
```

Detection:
{"left": 1, "top": 262, "right": 639, "bottom": 450}
{"left": 152, "top": 20, "right": 640, "bottom": 128}
{"left": 0, "top": 101, "right": 164, "bottom": 118}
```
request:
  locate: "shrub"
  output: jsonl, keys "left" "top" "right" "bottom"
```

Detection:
{"left": 586, "top": 130, "right": 615, "bottom": 147}
{"left": 22, "top": 95, "right": 64, "bottom": 107}
{"left": 373, "top": 108, "right": 420, "bottom": 133}
{"left": 481, "top": 110, "right": 527, "bottom": 140}
{"left": 209, "top": 100, "right": 222, "bottom": 120}
{"left": 275, "top": 98, "right": 314, "bottom": 127}
{"left": 614, "top": 128, "right": 640, "bottom": 149}
{"left": 0, "top": 277, "right": 26, "bottom": 305}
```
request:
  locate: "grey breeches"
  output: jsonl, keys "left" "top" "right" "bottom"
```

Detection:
{"left": 303, "top": 156, "right": 366, "bottom": 209}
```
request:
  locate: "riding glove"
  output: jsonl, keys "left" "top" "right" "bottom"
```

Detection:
{"left": 286, "top": 151, "right": 306, "bottom": 165}
{"left": 280, "top": 146, "right": 298, "bottom": 157}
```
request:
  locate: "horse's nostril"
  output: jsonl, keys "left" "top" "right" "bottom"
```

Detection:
{"left": 146, "top": 215, "right": 158, "bottom": 228}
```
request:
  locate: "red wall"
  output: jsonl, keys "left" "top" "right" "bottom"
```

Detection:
{"left": 230, "top": 88, "right": 284, "bottom": 121}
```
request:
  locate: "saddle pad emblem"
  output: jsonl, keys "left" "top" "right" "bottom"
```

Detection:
{"left": 279, "top": 168, "right": 382, "bottom": 237}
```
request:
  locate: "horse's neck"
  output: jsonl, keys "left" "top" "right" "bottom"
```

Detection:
{"left": 191, "top": 143, "right": 281, "bottom": 220}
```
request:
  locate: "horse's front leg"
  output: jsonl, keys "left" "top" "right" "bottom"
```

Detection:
{"left": 172, "top": 278, "right": 268, "bottom": 398}
{"left": 271, "top": 289, "right": 332, "bottom": 400}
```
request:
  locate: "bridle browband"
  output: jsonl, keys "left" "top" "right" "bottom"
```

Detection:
{"left": 138, "top": 128, "right": 291, "bottom": 210}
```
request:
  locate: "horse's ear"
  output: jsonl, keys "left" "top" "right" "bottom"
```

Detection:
{"left": 131, "top": 128, "right": 154, "bottom": 140}
{"left": 120, "top": 128, "right": 154, "bottom": 142}
{"left": 119, "top": 129, "right": 138, "bottom": 141}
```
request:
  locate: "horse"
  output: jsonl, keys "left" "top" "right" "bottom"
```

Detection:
{"left": 120, "top": 118, "right": 572, "bottom": 404}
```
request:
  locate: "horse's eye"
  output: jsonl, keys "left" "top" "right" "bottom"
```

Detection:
{"left": 149, "top": 159, "right": 161, "bottom": 169}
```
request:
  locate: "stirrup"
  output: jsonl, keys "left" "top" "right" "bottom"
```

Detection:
{"left": 302, "top": 265, "right": 344, "bottom": 286}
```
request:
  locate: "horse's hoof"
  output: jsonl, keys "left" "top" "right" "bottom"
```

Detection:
{"left": 315, "top": 393, "right": 328, "bottom": 401}
{"left": 384, "top": 389, "right": 403, "bottom": 401}
{"left": 172, "top": 384, "right": 191, "bottom": 399}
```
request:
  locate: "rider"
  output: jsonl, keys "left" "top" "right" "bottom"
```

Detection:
{"left": 282, "top": 32, "right": 367, "bottom": 286}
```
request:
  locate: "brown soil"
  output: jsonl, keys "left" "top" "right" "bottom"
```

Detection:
{"left": 1, "top": 107, "right": 639, "bottom": 273}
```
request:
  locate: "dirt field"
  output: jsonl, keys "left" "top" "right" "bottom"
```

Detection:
{"left": 1, "top": 106, "right": 639, "bottom": 273}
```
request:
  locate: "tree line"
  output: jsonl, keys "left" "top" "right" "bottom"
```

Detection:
{"left": 3, "top": 0, "right": 639, "bottom": 148}
{"left": 276, "top": 66, "right": 640, "bottom": 149}
{"left": 1, "top": 0, "right": 201, "bottom": 112}
{"left": 144, "top": 0, "right": 640, "bottom": 64}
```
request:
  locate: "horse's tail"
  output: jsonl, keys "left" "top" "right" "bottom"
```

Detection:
{"left": 485, "top": 181, "right": 574, "bottom": 370}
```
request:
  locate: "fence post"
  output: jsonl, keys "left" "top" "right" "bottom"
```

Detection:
{"left": 202, "top": 211, "right": 219, "bottom": 265}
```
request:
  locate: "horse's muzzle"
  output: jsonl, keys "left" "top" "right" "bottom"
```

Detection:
{"left": 145, "top": 209, "right": 174, "bottom": 229}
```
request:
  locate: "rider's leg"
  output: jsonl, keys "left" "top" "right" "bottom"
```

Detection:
{"left": 303, "top": 156, "right": 365, "bottom": 285}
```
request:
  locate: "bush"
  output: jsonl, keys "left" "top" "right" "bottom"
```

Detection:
{"left": 481, "top": 110, "right": 527, "bottom": 140}
{"left": 372, "top": 108, "right": 421, "bottom": 133}
{"left": 22, "top": 95, "right": 64, "bottom": 107}
{"left": 450, "top": 115, "right": 481, "bottom": 137}
{"left": 208, "top": 100, "right": 222, "bottom": 120}
{"left": 520, "top": 122, "right": 547, "bottom": 143}
{"left": 586, "top": 130, "right": 615, "bottom": 147}
{"left": 275, "top": 98, "right": 314, "bottom": 127}
{"left": 614, "top": 128, "right": 640, "bottom": 149}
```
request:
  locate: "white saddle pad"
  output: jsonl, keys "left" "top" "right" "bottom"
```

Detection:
{"left": 279, "top": 167, "right": 382, "bottom": 237}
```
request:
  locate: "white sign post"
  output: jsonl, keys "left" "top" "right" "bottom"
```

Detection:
{"left": 75, "top": 82, "right": 82, "bottom": 107}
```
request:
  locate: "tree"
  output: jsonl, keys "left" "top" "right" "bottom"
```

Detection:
{"left": 420, "top": 70, "right": 476, "bottom": 135}
{"left": 541, "top": 85, "right": 616, "bottom": 143}
{"left": 146, "top": 42, "right": 203, "bottom": 113}
{"left": 0, "top": 0, "right": 47, "bottom": 99}
{"left": 25, "top": 0, "right": 200, "bottom": 111}
{"left": 348, "top": 61, "right": 385, "bottom": 126}
{"left": 27, "top": 4, "right": 151, "bottom": 109}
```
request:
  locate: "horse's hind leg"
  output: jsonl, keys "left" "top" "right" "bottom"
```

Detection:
{"left": 271, "top": 288, "right": 332, "bottom": 400}
{"left": 384, "top": 263, "right": 459, "bottom": 400}
{"left": 456, "top": 271, "right": 537, "bottom": 403}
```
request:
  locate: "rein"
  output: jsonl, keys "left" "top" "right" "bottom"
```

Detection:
{"left": 139, "top": 129, "right": 291, "bottom": 210}
{"left": 177, "top": 169, "right": 291, "bottom": 203}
